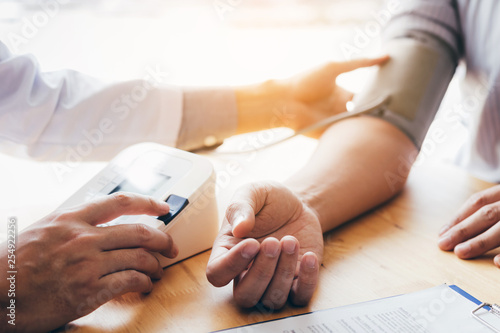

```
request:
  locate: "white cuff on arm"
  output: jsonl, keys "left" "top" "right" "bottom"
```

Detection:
{"left": 177, "top": 87, "right": 238, "bottom": 151}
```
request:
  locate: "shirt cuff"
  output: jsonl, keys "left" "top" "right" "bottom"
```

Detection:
{"left": 177, "top": 87, "right": 238, "bottom": 151}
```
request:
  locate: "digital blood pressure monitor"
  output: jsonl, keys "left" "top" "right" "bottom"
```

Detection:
{"left": 58, "top": 143, "right": 219, "bottom": 267}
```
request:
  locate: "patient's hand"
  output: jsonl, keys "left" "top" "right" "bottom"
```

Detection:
{"left": 236, "top": 56, "right": 389, "bottom": 137}
{"left": 0, "top": 193, "right": 178, "bottom": 333}
{"left": 438, "top": 185, "right": 500, "bottom": 266}
{"left": 206, "top": 182, "right": 323, "bottom": 309}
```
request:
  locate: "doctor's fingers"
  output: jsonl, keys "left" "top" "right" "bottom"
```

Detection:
{"left": 206, "top": 238, "right": 260, "bottom": 287}
{"left": 330, "top": 55, "right": 390, "bottom": 76}
{"left": 494, "top": 254, "right": 500, "bottom": 268}
{"left": 98, "top": 248, "right": 163, "bottom": 280}
{"left": 99, "top": 223, "right": 178, "bottom": 259}
{"left": 439, "top": 185, "right": 500, "bottom": 237}
{"left": 292, "top": 56, "right": 389, "bottom": 102}
{"left": 97, "top": 270, "right": 155, "bottom": 301}
{"left": 233, "top": 238, "right": 282, "bottom": 308}
{"left": 72, "top": 192, "right": 170, "bottom": 226}
{"left": 438, "top": 201, "right": 500, "bottom": 252}
{"left": 289, "top": 252, "right": 319, "bottom": 306}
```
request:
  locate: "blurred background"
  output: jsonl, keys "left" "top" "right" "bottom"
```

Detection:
{"left": 0, "top": 0, "right": 465, "bottom": 238}
{"left": 0, "top": 0, "right": 386, "bottom": 84}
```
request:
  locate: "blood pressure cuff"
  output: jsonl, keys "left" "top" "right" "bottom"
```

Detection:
{"left": 352, "top": 0, "right": 462, "bottom": 148}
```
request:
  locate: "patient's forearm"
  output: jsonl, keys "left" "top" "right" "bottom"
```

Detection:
{"left": 285, "top": 116, "right": 417, "bottom": 233}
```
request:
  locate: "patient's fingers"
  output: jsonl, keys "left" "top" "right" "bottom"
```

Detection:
{"left": 206, "top": 238, "right": 260, "bottom": 287}
{"left": 289, "top": 252, "right": 319, "bottom": 306}
{"left": 260, "top": 236, "right": 299, "bottom": 309}
{"left": 225, "top": 200, "right": 257, "bottom": 239}
{"left": 233, "top": 238, "right": 281, "bottom": 308}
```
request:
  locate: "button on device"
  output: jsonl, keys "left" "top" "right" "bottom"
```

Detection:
{"left": 157, "top": 194, "right": 189, "bottom": 225}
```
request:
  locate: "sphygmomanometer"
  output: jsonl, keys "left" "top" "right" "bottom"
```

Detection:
{"left": 59, "top": 143, "right": 219, "bottom": 267}
{"left": 351, "top": 30, "right": 459, "bottom": 148}
{"left": 220, "top": 28, "right": 459, "bottom": 153}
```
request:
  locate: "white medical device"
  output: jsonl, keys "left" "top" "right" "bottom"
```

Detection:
{"left": 58, "top": 143, "right": 219, "bottom": 267}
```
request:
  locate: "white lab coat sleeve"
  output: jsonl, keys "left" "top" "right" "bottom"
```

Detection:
{"left": 0, "top": 41, "right": 184, "bottom": 161}
{"left": 177, "top": 86, "right": 238, "bottom": 151}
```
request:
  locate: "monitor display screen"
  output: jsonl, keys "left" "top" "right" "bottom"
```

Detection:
{"left": 109, "top": 174, "right": 171, "bottom": 196}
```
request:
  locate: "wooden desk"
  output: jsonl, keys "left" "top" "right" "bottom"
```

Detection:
{"left": 63, "top": 155, "right": 500, "bottom": 333}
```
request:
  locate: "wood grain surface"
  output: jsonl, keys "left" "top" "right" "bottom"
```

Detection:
{"left": 60, "top": 159, "right": 500, "bottom": 333}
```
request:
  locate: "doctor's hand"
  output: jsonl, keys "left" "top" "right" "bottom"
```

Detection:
{"left": 438, "top": 185, "right": 500, "bottom": 266}
{"left": 206, "top": 182, "right": 323, "bottom": 309}
{"left": 236, "top": 55, "right": 389, "bottom": 137}
{"left": 0, "top": 193, "right": 178, "bottom": 333}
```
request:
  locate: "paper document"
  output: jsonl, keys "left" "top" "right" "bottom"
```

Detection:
{"left": 216, "top": 285, "right": 500, "bottom": 333}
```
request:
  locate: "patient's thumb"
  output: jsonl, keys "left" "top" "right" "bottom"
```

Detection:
{"left": 225, "top": 202, "right": 255, "bottom": 238}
